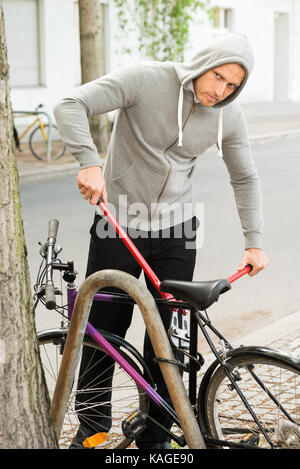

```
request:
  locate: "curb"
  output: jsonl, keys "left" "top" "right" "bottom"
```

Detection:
{"left": 236, "top": 310, "right": 300, "bottom": 350}
{"left": 18, "top": 162, "right": 80, "bottom": 182}
{"left": 202, "top": 310, "right": 300, "bottom": 367}
{"left": 249, "top": 128, "right": 300, "bottom": 142}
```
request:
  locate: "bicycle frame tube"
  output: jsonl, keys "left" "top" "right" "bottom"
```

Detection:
{"left": 39, "top": 120, "right": 48, "bottom": 141}
{"left": 66, "top": 286, "right": 181, "bottom": 428}
{"left": 18, "top": 116, "right": 39, "bottom": 141}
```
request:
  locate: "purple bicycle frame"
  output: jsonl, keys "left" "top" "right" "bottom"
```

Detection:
{"left": 66, "top": 286, "right": 179, "bottom": 423}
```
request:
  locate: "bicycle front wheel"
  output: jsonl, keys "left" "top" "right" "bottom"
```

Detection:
{"left": 29, "top": 124, "right": 65, "bottom": 161}
{"left": 204, "top": 353, "right": 300, "bottom": 449}
{"left": 38, "top": 329, "right": 149, "bottom": 449}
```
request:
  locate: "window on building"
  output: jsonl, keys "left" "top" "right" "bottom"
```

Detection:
{"left": 211, "top": 7, "right": 234, "bottom": 32}
{"left": 3, "top": 0, "right": 41, "bottom": 87}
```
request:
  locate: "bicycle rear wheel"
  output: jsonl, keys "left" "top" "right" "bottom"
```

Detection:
{"left": 203, "top": 353, "right": 300, "bottom": 449}
{"left": 38, "top": 328, "right": 150, "bottom": 449}
{"left": 29, "top": 124, "right": 65, "bottom": 161}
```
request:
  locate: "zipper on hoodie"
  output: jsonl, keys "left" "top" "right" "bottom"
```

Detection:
{"left": 149, "top": 102, "right": 195, "bottom": 230}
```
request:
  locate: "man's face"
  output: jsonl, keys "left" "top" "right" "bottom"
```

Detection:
{"left": 193, "top": 63, "right": 246, "bottom": 107}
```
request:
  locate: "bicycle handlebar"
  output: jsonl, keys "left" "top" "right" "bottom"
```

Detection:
{"left": 45, "top": 219, "right": 59, "bottom": 309}
{"left": 228, "top": 264, "right": 253, "bottom": 283}
{"left": 45, "top": 283, "right": 56, "bottom": 310}
{"left": 48, "top": 219, "right": 59, "bottom": 240}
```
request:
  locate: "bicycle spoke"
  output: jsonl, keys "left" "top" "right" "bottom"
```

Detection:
{"left": 205, "top": 355, "right": 300, "bottom": 448}
{"left": 39, "top": 334, "right": 149, "bottom": 449}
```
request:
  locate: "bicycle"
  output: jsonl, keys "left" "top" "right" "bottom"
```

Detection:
{"left": 13, "top": 104, "right": 65, "bottom": 161}
{"left": 35, "top": 200, "right": 300, "bottom": 450}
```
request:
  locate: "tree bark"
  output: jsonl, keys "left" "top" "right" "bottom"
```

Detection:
{"left": 79, "top": 0, "right": 110, "bottom": 154}
{"left": 0, "top": 1, "right": 57, "bottom": 448}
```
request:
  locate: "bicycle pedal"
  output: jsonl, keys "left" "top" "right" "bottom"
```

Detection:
{"left": 122, "top": 410, "right": 147, "bottom": 439}
{"left": 240, "top": 433, "right": 259, "bottom": 447}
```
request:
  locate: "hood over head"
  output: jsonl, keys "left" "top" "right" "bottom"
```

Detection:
{"left": 174, "top": 33, "right": 254, "bottom": 154}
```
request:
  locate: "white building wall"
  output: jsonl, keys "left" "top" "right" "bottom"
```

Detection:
{"left": 291, "top": 0, "right": 300, "bottom": 101}
{"left": 186, "top": 0, "right": 300, "bottom": 103}
{"left": 4, "top": 0, "right": 300, "bottom": 119}
{"left": 6, "top": 0, "right": 80, "bottom": 119}
{"left": 108, "top": 0, "right": 142, "bottom": 70}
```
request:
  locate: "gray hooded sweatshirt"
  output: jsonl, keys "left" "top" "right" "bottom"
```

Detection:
{"left": 54, "top": 33, "right": 263, "bottom": 249}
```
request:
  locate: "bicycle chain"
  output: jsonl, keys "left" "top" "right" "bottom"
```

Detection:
{"left": 219, "top": 412, "right": 274, "bottom": 426}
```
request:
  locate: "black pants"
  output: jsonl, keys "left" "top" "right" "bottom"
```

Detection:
{"left": 76, "top": 214, "right": 197, "bottom": 446}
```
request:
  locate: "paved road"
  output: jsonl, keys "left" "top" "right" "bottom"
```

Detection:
{"left": 19, "top": 134, "right": 300, "bottom": 349}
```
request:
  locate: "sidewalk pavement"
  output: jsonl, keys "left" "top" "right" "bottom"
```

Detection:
{"left": 208, "top": 309, "right": 300, "bottom": 362}
{"left": 17, "top": 100, "right": 300, "bottom": 358}
{"left": 242, "top": 100, "right": 300, "bottom": 139}
{"left": 197, "top": 309, "right": 300, "bottom": 368}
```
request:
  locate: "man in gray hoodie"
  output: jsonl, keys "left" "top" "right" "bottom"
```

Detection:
{"left": 54, "top": 33, "right": 269, "bottom": 449}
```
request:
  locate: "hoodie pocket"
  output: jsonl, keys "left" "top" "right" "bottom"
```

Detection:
{"left": 111, "top": 162, "right": 135, "bottom": 183}
{"left": 108, "top": 163, "right": 165, "bottom": 210}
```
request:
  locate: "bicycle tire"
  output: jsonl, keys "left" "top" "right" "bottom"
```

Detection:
{"left": 29, "top": 124, "right": 65, "bottom": 161}
{"left": 38, "top": 328, "right": 150, "bottom": 449}
{"left": 202, "top": 353, "right": 300, "bottom": 449}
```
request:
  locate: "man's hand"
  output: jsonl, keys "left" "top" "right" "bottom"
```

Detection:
{"left": 238, "top": 248, "right": 269, "bottom": 277}
{"left": 77, "top": 166, "right": 107, "bottom": 205}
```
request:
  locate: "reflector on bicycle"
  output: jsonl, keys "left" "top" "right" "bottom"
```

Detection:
{"left": 83, "top": 432, "right": 107, "bottom": 448}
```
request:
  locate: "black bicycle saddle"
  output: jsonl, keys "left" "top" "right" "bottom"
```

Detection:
{"left": 159, "top": 278, "right": 231, "bottom": 311}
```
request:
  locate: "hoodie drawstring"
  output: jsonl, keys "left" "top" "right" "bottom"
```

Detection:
{"left": 177, "top": 85, "right": 184, "bottom": 147}
{"left": 177, "top": 85, "right": 224, "bottom": 157}
{"left": 217, "top": 107, "right": 223, "bottom": 158}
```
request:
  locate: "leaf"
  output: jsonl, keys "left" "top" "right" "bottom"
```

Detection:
{"left": 113, "top": 0, "right": 210, "bottom": 61}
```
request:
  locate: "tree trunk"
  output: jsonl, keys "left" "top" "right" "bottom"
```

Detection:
{"left": 0, "top": 2, "right": 57, "bottom": 448}
{"left": 79, "top": 0, "right": 110, "bottom": 154}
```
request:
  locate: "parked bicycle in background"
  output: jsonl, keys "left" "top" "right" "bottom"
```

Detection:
{"left": 13, "top": 104, "right": 65, "bottom": 161}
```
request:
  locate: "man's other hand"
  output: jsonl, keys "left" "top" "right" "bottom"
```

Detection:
{"left": 238, "top": 248, "right": 269, "bottom": 277}
{"left": 77, "top": 166, "right": 107, "bottom": 205}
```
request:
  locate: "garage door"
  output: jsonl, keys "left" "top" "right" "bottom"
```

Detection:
{"left": 3, "top": 0, "right": 40, "bottom": 86}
